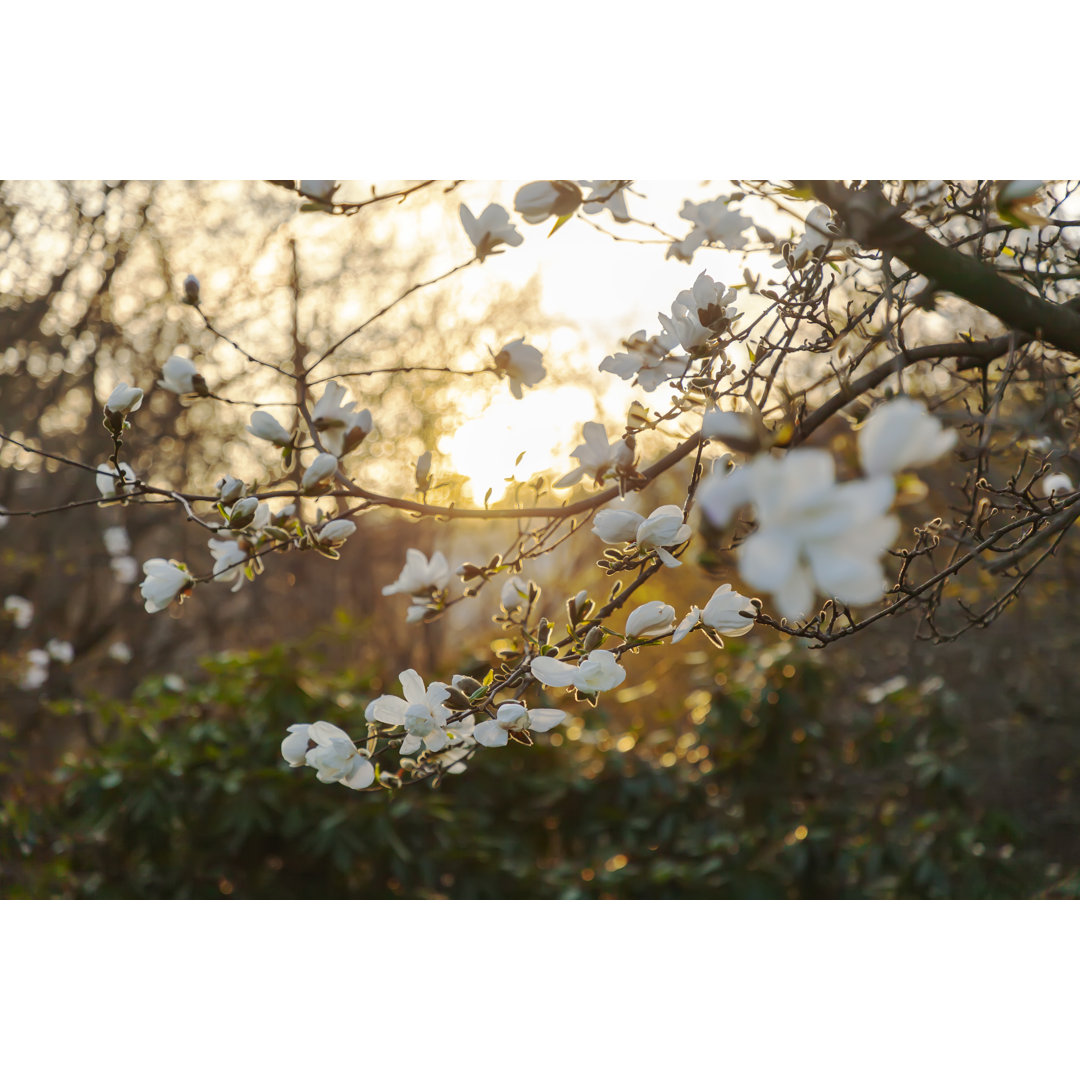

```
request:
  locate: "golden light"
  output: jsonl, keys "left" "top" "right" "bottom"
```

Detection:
{"left": 438, "top": 383, "right": 599, "bottom": 504}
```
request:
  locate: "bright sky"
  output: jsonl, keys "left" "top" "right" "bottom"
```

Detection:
{"left": 432, "top": 180, "right": 765, "bottom": 502}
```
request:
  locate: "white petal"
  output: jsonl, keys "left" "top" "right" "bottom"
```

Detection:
{"left": 530, "top": 656, "right": 578, "bottom": 688}
{"left": 473, "top": 720, "right": 509, "bottom": 747}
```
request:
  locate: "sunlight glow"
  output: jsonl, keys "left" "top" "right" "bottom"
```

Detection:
{"left": 438, "top": 384, "right": 599, "bottom": 504}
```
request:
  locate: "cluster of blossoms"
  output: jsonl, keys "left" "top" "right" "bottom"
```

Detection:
{"left": 57, "top": 182, "right": 970, "bottom": 799}
{"left": 697, "top": 396, "right": 957, "bottom": 621}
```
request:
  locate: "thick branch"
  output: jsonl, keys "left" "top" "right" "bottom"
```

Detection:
{"left": 812, "top": 182, "right": 1080, "bottom": 358}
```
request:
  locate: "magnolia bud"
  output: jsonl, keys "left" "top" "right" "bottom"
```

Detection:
{"left": 416, "top": 451, "right": 432, "bottom": 490}
{"left": 582, "top": 626, "right": 605, "bottom": 651}
{"left": 183, "top": 274, "right": 200, "bottom": 304}
{"left": 537, "top": 618, "right": 552, "bottom": 645}
{"left": 452, "top": 675, "right": 484, "bottom": 698}
{"left": 301, "top": 453, "right": 339, "bottom": 493}
{"left": 228, "top": 497, "right": 260, "bottom": 530}
{"left": 445, "top": 686, "right": 473, "bottom": 710}
{"left": 216, "top": 475, "right": 246, "bottom": 506}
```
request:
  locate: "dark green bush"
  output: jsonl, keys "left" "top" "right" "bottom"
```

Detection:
{"left": 2, "top": 633, "right": 1074, "bottom": 899}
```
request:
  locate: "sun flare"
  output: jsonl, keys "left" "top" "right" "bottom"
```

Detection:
{"left": 439, "top": 384, "right": 603, "bottom": 504}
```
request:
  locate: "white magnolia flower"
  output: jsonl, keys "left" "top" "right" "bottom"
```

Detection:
{"left": 789, "top": 205, "right": 858, "bottom": 265}
{"left": 111, "top": 556, "right": 139, "bottom": 585}
{"left": 459, "top": 203, "right": 523, "bottom": 261}
{"left": 858, "top": 397, "right": 957, "bottom": 477}
{"left": 216, "top": 475, "right": 247, "bottom": 505}
{"left": 301, "top": 452, "right": 339, "bottom": 492}
{"left": 666, "top": 197, "right": 752, "bottom": 262}
{"left": 365, "top": 669, "right": 454, "bottom": 754}
{"left": 697, "top": 461, "right": 755, "bottom": 530}
{"left": 514, "top": 181, "right": 583, "bottom": 224}
{"left": 702, "top": 407, "right": 756, "bottom": 446}
{"left": 247, "top": 410, "right": 293, "bottom": 447}
{"left": 19, "top": 649, "right": 50, "bottom": 691}
{"left": 105, "top": 383, "right": 143, "bottom": 416}
{"left": 625, "top": 601, "right": 677, "bottom": 640}
{"left": 283, "top": 721, "right": 375, "bottom": 789}
{"left": 553, "top": 422, "right": 635, "bottom": 489}
{"left": 592, "top": 504, "right": 645, "bottom": 544}
{"left": 4, "top": 595, "right": 34, "bottom": 629}
{"left": 312, "top": 381, "right": 373, "bottom": 457}
{"left": 530, "top": 649, "right": 627, "bottom": 695}
{"left": 1040, "top": 472, "right": 1074, "bottom": 498}
{"left": 493, "top": 338, "right": 546, "bottom": 400}
{"left": 227, "top": 497, "right": 260, "bottom": 529}
{"left": 658, "top": 272, "right": 738, "bottom": 353}
{"left": 730, "top": 449, "right": 898, "bottom": 621}
{"left": 500, "top": 575, "right": 532, "bottom": 610}
{"left": 635, "top": 505, "right": 693, "bottom": 568}
{"left": 95, "top": 462, "right": 136, "bottom": 502}
{"left": 382, "top": 549, "right": 451, "bottom": 597}
{"left": 672, "top": 584, "right": 756, "bottom": 644}
{"left": 299, "top": 180, "right": 336, "bottom": 201}
{"left": 599, "top": 330, "right": 686, "bottom": 393}
{"left": 208, "top": 538, "right": 247, "bottom": 592}
{"left": 157, "top": 355, "right": 201, "bottom": 395}
{"left": 107, "top": 641, "right": 133, "bottom": 664}
{"left": 102, "top": 526, "right": 131, "bottom": 557}
{"left": 580, "top": 181, "right": 631, "bottom": 223}
{"left": 473, "top": 702, "right": 568, "bottom": 748}
{"left": 317, "top": 519, "right": 357, "bottom": 546}
{"left": 46, "top": 638, "right": 74, "bottom": 664}
{"left": 139, "top": 558, "right": 194, "bottom": 613}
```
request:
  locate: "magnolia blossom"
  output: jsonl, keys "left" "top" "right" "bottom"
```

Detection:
{"left": 514, "top": 181, "right": 583, "bottom": 224}
{"left": 592, "top": 504, "right": 645, "bottom": 544}
{"left": 216, "top": 475, "right": 246, "bottom": 505}
{"left": 500, "top": 575, "right": 532, "bottom": 610}
{"left": 711, "top": 449, "right": 899, "bottom": 622}
{"left": 111, "top": 556, "right": 139, "bottom": 585}
{"left": 312, "top": 381, "right": 373, "bottom": 457}
{"left": 415, "top": 451, "right": 433, "bottom": 489}
{"left": 553, "top": 422, "right": 635, "bottom": 489}
{"left": 139, "top": 559, "right": 194, "bottom": 613}
{"left": 473, "top": 702, "right": 568, "bottom": 748}
{"left": 299, "top": 180, "right": 336, "bottom": 201}
{"left": 19, "top": 649, "right": 50, "bottom": 691}
{"left": 858, "top": 397, "right": 957, "bottom": 476}
{"left": 531, "top": 649, "right": 626, "bottom": 694}
{"left": 282, "top": 721, "right": 374, "bottom": 789}
{"left": 599, "top": 330, "right": 686, "bottom": 393}
{"left": 365, "top": 669, "right": 454, "bottom": 754}
{"left": 667, "top": 197, "right": 752, "bottom": 261}
{"left": 95, "top": 462, "right": 136, "bottom": 502}
{"left": 493, "top": 338, "right": 546, "bottom": 400}
{"left": 459, "top": 203, "right": 523, "bottom": 261}
{"left": 580, "top": 181, "right": 631, "bottom": 223}
{"left": 789, "top": 205, "right": 858, "bottom": 265}
{"left": 102, "top": 526, "right": 130, "bottom": 557}
{"left": 317, "top": 519, "right": 357, "bottom": 546}
{"left": 208, "top": 538, "right": 247, "bottom": 591}
{"left": 702, "top": 407, "right": 756, "bottom": 446}
{"left": 672, "top": 584, "right": 756, "bottom": 644}
{"left": 107, "top": 641, "right": 133, "bottom": 664}
{"left": 46, "top": 638, "right": 74, "bottom": 664}
{"left": 226, "top": 497, "right": 260, "bottom": 530}
{"left": 4, "top": 595, "right": 33, "bottom": 629}
{"left": 659, "top": 272, "right": 738, "bottom": 352}
{"left": 625, "top": 601, "right": 677, "bottom": 640}
{"left": 1040, "top": 472, "right": 1074, "bottom": 498}
{"left": 105, "top": 383, "right": 143, "bottom": 416}
{"left": 301, "top": 453, "right": 339, "bottom": 492}
{"left": 157, "top": 356, "right": 201, "bottom": 395}
{"left": 248, "top": 410, "right": 293, "bottom": 447}
{"left": 382, "top": 549, "right": 451, "bottom": 598}
{"left": 635, "top": 505, "right": 693, "bottom": 568}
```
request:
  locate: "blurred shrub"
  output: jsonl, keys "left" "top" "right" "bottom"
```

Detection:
{"left": 1, "top": 632, "right": 1073, "bottom": 899}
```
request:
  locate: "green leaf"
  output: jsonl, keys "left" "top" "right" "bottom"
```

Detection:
{"left": 548, "top": 213, "right": 573, "bottom": 237}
